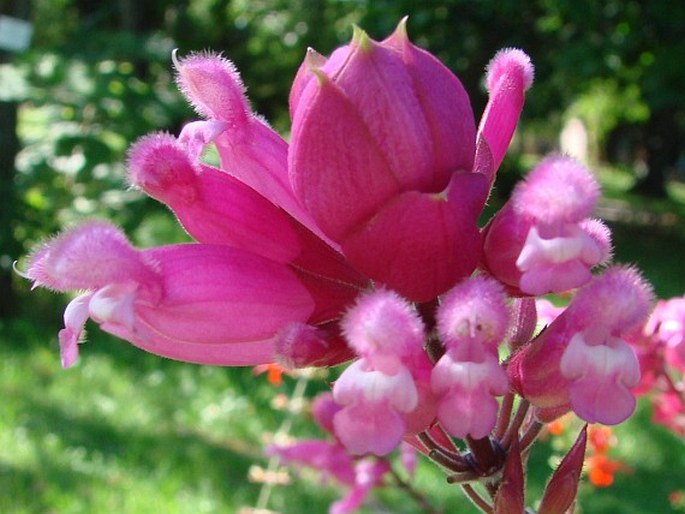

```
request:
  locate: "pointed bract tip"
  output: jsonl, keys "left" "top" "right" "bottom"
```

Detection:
{"left": 309, "top": 67, "right": 329, "bottom": 86}
{"left": 538, "top": 425, "right": 587, "bottom": 514}
{"left": 304, "top": 47, "right": 326, "bottom": 70}
{"left": 486, "top": 48, "right": 534, "bottom": 93}
{"left": 351, "top": 24, "right": 373, "bottom": 53}
{"left": 393, "top": 16, "right": 409, "bottom": 41}
{"left": 494, "top": 437, "right": 525, "bottom": 514}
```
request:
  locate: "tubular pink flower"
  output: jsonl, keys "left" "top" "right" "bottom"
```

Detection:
{"left": 430, "top": 277, "right": 511, "bottom": 437}
{"left": 173, "top": 51, "right": 325, "bottom": 240}
{"left": 25, "top": 222, "right": 318, "bottom": 367}
{"left": 127, "top": 129, "right": 366, "bottom": 321}
{"left": 645, "top": 296, "right": 685, "bottom": 371}
{"left": 508, "top": 266, "right": 654, "bottom": 424}
{"left": 266, "top": 439, "right": 356, "bottom": 485}
{"left": 333, "top": 289, "right": 437, "bottom": 451}
{"left": 482, "top": 155, "right": 612, "bottom": 295}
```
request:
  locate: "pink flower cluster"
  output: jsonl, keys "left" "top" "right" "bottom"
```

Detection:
{"left": 266, "top": 392, "right": 415, "bottom": 514}
{"left": 628, "top": 296, "right": 685, "bottom": 435}
{"left": 23, "top": 19, "right": 659, "bottom": 513}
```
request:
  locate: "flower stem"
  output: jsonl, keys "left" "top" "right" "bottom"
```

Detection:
{"left": 390, "top": 467, "right": 443, "bottom": 514}
{"left": 495, "top": 391, "right": 515, "bottom": 439}
{"left": 519, "top": 420, "right": 543, "bottom": 453}
{"left": 254, "top": 375, "right": 309, "bottom": 511}
{"left": 501, "top": 399, "right": 530, "bottom": 450}
{"left": 461, "top": 484, "right": 494, "bottom": 513}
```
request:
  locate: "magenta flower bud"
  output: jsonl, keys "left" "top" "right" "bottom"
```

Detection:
{"left": 537, "top": 426, "right": 587, "bottom": 514}
{"left": 508, "top": 266, "right": 654, "bottom": 424}
{"left": 494, "top": 438, "right": 524, "bottom": 514}
{"left": 483, "top": 155, "right": 612, "bottom": 295}
{"left": 25, "top": 222, "right": 323, "bottom": 367}
{"left": 289, "top": 21, "right": 488, "bottom": 301}
{"left": 507, "top": 297, "right": 538, "bottom": 350}
{"left": 273, "top": 322, "right": 355, "bottom": 369}
{"left": 476, "top": 48, "right": 534, "bottom": 179}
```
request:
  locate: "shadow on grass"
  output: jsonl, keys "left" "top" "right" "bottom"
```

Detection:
{"left": 1, "top": 387, "right": 260, "bottom": 513}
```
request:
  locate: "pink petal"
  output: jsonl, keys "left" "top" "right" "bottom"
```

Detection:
{"left": 383, "top": 19, "right": 476, "bottom": 186}
{"left": 103, "top": 321, "right": 276, "bottom": 365}
{"left": 431, "top": 352, "right": 508, "bottom": 438}
{"left": 137, "top": 244, "right": 315, "bottom": 344}
{"left": 58, "top": 292, "right": 93, "bottom": 368}
{"left": 289, "top": 47, "right": 327, "bottom": 120}
{"left": 333, "top": 401, "right": 406, "bottom": 456}
{"left": 341, "top": 172, "right": 486, "bottom": 301}
{"left": 334, "top": 360, "right": 418, "bottom": 413}
{"left": 560, "top": 333, "right": 640, "bottom": 424}
{"left": 214, "top": 116, "right": 329, "bottom": 243}
{"left": 289, "top": 72, "right": 400, "bottom": 240}
{"left": 326, "top": 28, "right": 434, "bottom": 192}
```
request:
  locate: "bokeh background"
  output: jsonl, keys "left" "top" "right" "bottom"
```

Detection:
{"left": 1, "top": 1, "right": 684, "bottom": 513}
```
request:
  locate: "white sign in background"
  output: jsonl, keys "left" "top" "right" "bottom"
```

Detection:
{"left": 0, "top": 15, "right": 33, "bottom": 53}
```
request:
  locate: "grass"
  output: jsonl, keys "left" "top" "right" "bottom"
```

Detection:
{"left": 3, "top": 309, "right": 685, "bottom": 514}
{"left": 2, "top": 169, "right": 685, "bottom": 514}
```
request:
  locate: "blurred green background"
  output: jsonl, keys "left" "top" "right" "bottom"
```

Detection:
{"left": 1, "top": 0, "right": 684, "bottom": 513}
